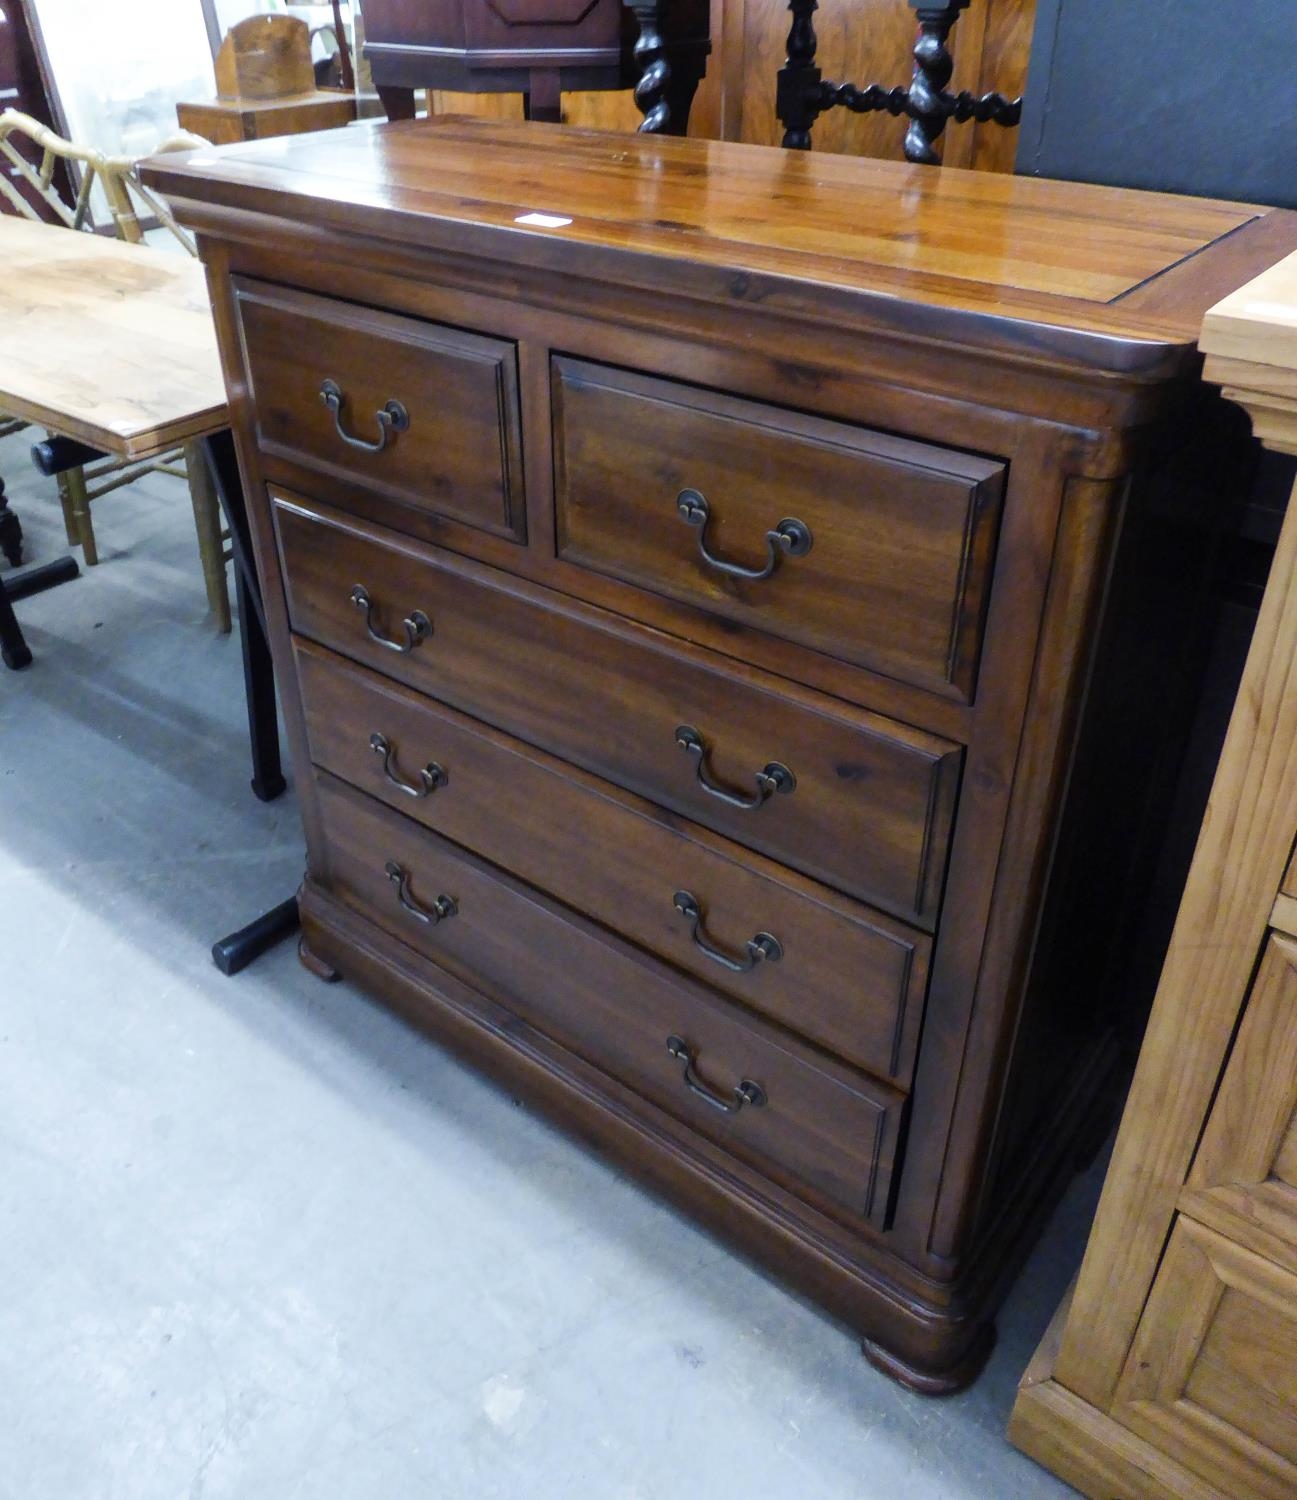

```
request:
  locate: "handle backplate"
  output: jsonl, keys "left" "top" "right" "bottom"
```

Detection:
{"left": 351, "top": 584, "right": 431, "bottom": 654}
{"left": 672, "top": 889, "right": 783, "bottom": 973}
{"left": 675, "top": 724, "right": 795, "bottom": 810}
{"left": 676, "top": 488, "right": 812, "bottom": 582}
{"left": 320, "top": 378, "right": 409, "bottom": 453}
{"left": 666, "top": 1034, "right": 766, "bottom": 1113}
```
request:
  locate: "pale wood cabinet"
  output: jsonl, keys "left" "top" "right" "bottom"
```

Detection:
{"left": 1010, "top": 250, "right": 1297, "bottom": 1499}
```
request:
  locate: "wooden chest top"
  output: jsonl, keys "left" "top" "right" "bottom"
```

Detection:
{"left": 144, "top": 117, "right": 1297, "bottom": 379}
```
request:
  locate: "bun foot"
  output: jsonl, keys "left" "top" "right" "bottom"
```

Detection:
{"left": 860, "top": 1321, "right": 996, "bottom": 1395}
{"left": 298, "top": 936, "right": 341, "bottom": 982}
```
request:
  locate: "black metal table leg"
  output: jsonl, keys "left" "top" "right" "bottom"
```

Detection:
{"left": 200, "top": 429, "right": 286, "bottom": 803}
{"left": 1, "top": 456, "right": 82, "bottom": 671}
{"left": 200, "top": 428, "right": 301, "bottom": 976}
{"left": 0, "top": 475, "right": 23, "bottom": 567}
{"left": 211, "top": 895, "right": 301, "bottom": 976}
{"left": 0, "top": 571, "right": 32, "bottom": 671}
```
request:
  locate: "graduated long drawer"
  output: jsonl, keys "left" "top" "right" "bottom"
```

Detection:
{"left": 312, "top": 772, "right": 906, "bottom": 1229}
{"left": 274, "top": 494, "right": 962, "bottom": 928}
{"left": 296, "top": 639, "right": 930, "bottom": 1085}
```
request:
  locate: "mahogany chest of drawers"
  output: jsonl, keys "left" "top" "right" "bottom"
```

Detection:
{"left": 143, "top": 120, "right": 1297, "bottom": 1392}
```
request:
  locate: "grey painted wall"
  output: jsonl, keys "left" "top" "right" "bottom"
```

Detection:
{"left": 1016, "top": 0, "right": 1297, "bottom": 207}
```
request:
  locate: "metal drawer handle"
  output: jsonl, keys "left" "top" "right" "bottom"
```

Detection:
{"left": 351, "top": 584, "right": 431, "bottom": 654}
{"left": 370, "top": 732, "right": 448, "bottom": 799}
{"left": 320, "top": 378, "right": 409, "bottom": 453}
{"left": 672, "top": 890, "right": 783, "bottom": 973}
{"left": 385, "top": 861, "right": 457, "bottom": 925}
{"left": 675, "top": 488, "right": 812, "bottom": 581}
{"left": 666, "top": 1035, "right": 767, "bottom": 1114}
{"left": 675, "top": 724, "right": 795, "bottom": 809}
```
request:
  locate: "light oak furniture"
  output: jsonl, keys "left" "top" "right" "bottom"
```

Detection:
{"left": 1009, "top": 253, "right": 1297, "bottom": 1495}
{"left": 0, "top": 208, "right": 227, "bottom": 625}
{"left": 0, "top": 113, "right": 226, "bottom": 641}
{"left": 177, "top": 14, "right": 357, "bottom": 147}
{"left": 0, "top": 215, "right": 282, "bottom": 814}
{"left": 143, "top": 117, "right": 1297, "bottom": 1391}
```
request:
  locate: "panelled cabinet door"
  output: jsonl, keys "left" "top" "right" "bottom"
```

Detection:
{"left": 1179, "top": 934, "right": 1297, "bottom": 1275}
{"left": 1112, "top": 1218, "right": 1297, "bottom": 1500}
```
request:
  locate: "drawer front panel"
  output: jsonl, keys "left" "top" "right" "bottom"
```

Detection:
{"left": 235, "top": 278, "right": 525, "bottom": 539}
{"left": 314, "top": 773, "right": 905, "bottom": 1227}
{"left": 297, "top": 640, "right": 930, "bottom": 1084}
{"left": 1114, "top": 1216, "right": 1297, "bottom": 1500}
{"left": 276, "top": 496, "right": 962, "bottom": 927}
{"left": 552, "top": 358, "right": 1005, "bottom": 697}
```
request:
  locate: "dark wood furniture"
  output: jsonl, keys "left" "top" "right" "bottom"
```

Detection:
{"left": 361, "top": 0, "right": 709, "bottom": 133}
{"left": 142, "top": 118, "right": 1297, "bottom": 1392}
{"left": 0, "top": 0, "right": 72, "bottom": 222}
{"left": 777, "top": 0, "right": 1022, "bottom": 159}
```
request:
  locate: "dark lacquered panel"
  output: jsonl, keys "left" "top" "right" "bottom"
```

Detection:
{"left": 235, "top": 277, "right": 525, "bottom": 540}
{"left": 553, "top": 357, "right": 1005, "bottom": 699}
{"left": 297, "top": 639, "right": 932, "bottom": 1084}
{"left": 314, "top": 771, "right": 906, "bottom": 1227}
{"left": 275, "top": 494, "right": 963, "bottom": 927}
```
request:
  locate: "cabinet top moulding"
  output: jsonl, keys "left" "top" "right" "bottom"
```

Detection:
{"left": 141, "top": 117, "right": 1297, "bottom": 387}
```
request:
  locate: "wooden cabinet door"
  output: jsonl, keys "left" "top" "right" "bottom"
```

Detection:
{"left": 1112, "top": 1217, "right": 1297, "bottom": 1500}
{"left": 1179, "top": 934, "right": 1297, "bottom": 1275}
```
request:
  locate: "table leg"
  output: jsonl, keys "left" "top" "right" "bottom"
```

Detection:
{"left": 200, "top": 429, "right": 300, "bottom": 977}
{"left": 211, "top": 895, "right": 301, "bottom": 977}
{"left": 377, "top": 85, "right": 417, "bottom": 121}
{"left": 200, "top": 430, "right": 286, "bottom": 803}
{"left": 0, "top": 572, "right": 32, "bottom": 670}
{"left": 0, "top": 476, "right": 23, "bottom": 566}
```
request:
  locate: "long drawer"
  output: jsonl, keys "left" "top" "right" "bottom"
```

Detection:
{"left": 552, "top": 357, "right": 1005, "bottom": 699}
{"left": 234, "top": 278, "right": 526, "bottom": 540}
{"left": 296, "top": 640, "right": 930, "bottom": 1084}
{"left": 275, "top": 495, "right": 962, "bottom": 927}
{"left": 313, "top": 772, "right": 906, "bottom": 1227}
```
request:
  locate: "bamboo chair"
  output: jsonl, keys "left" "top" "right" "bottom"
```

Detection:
{"left": 0, "top": 110, "right": 231, "bottom": 632}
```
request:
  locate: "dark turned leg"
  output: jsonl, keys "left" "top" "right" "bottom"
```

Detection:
{"left": 201, "top": 429, "right": 286, "bottom": 803}
{"left": 629, "top": 0, "right": 672, "bottom": 133}
{"left": 904, "top": 2, "right": 969, "bottom": 164}
{"left": 0, "top": 476, "right": 22, "bottom": 567}
{"left": 0, "top": 573, "right": 31, "bottom": 670}
{"left": 377, "top": 84, "right": 418, "bottom": 121}
{"left": 660, "top": 62, "right": 704, "bottom": 136}
{"left": 776, "top": 0, "right": 823, "bottom": 149}
{"left": 779, "top": 0, "right": 1020, "bottom": 163}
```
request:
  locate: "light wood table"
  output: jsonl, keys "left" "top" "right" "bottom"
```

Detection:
{"left": 1009, "top": 251, "right": 1297, "bottom": 1498}
{"left": 0, "top": 216, "right": 291, "bottom": 969}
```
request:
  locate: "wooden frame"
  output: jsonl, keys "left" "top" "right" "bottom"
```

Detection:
{"left": 1009, "top": 248, "right": 1297, "bottom": 1500}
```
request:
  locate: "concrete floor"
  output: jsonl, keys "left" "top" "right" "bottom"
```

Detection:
{"left": 0, "top": 430, "right": 1091, "bottom": 1498}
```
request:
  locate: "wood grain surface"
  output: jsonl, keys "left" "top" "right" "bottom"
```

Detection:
{"left": 140, "top": 117, "right": 1294, "bottom": 371}
{"left": 0, "top": 216, "right": 225, "bottom": 457}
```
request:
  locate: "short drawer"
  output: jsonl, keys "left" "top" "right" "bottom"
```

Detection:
{"left": 297, "top": 640, "right": 930, "bottom": 1084}
{"left": 276, "top": 496, "right": 962, "bottom": 927}
{"left": 234, "top": 278, "right": 525, "bottom": 539}
{"left": 552, "top": 358, "right": 1005, "bottom": 698}
{"left": 313, "top": 773, "right": 906, "bottom": 1227}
